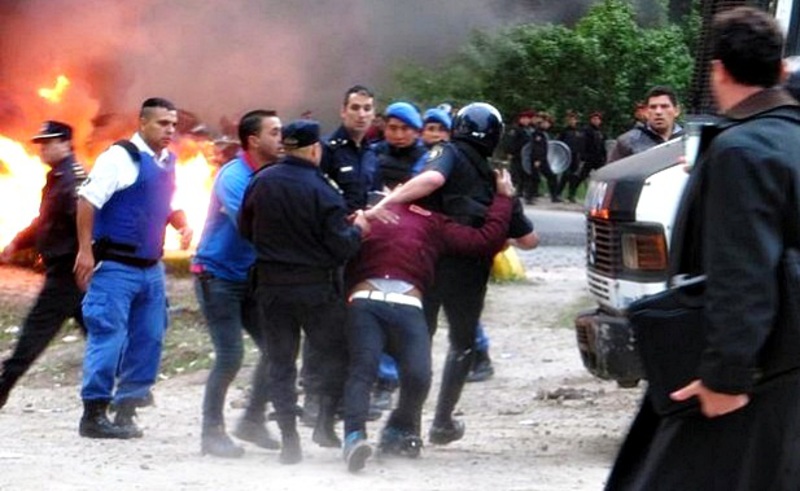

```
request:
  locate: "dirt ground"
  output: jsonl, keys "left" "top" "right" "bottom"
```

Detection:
{"left": 0, "top": 244, "right": 643, "bottom": 491}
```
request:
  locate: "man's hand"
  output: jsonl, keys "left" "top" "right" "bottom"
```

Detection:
{"left": 495, "top": 169, "right": 515, "bottom": 198}
{"left": 178, "top": 226, "right": 193, "bottom": 250}
{"left": 364, "top": 206, "right": 399, "bottom": 225}
{"left": 73, "top": 248, "right": 96, "bottom": 291}
{"left": 670, "top": 379, "right": 750, "bottom": 418}
{"left": 352, "top": 209, "right": 371, "bottom": 235}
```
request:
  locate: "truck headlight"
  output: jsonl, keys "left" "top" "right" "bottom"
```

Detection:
{"left": 620, "top": 224, "right": 667, "bottom": 272}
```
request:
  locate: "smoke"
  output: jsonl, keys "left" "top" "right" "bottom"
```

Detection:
{"left": 0, "top": 0, "right": 600, "bottom": 136}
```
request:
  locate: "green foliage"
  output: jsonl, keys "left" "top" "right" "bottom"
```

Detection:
{"left": 388, "top": 0, "right": 695, "bottom": 136}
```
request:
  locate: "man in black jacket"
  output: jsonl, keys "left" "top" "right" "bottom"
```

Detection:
{"left": 606, "top": 8, "right": 800, "bottom": 489}
{"left": 240, "top": 120, "right": 369, "bottom": 465}
{"left": 0, "top": 121, "right": 86, "bottom": 409}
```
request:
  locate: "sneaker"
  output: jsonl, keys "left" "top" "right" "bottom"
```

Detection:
{"left": 379, "top": 426, "right": 423, "bottom": 458}
{"left": 232, "top": 418, "right": 281, "bottom": 450}
{"left": 343, "top": 431, "right": 373, "bottom": 473}
{"left": 428, "top": 419, "right": 465, "bottom": 446}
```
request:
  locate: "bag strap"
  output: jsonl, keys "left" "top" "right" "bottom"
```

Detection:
{"left": 113, "top": 140, "right": 141, "bottom": 163}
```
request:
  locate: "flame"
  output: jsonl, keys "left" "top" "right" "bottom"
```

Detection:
{"left": 0, "top": 136, "right": 47, "bottom": 248}
{"left": 1, "top": 73, "right": 218, "bottom": 255}
{"left": 38, "top": 75, "right": 71, "bottom": 104}
{"left": 0, "top": 134, "right": 216, "bottom": 252}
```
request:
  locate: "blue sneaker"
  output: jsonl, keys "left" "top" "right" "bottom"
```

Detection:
{"left": 343, "top": 431, "right": 373, "bottom": 473}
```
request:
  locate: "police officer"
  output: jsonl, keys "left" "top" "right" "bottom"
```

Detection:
{"left": 372, "top": 103, "right": 538, "bottom": 446}
{"left": 0, "top": 121, "right": 86, "bottom": 409}
{"left": 557, "top": 111, "right": 584, "bottom": 202}
{"left": 239, "top": 120, "right": 369, "bottom": 465}
{"left": 372, "top": 102, "right": 428, "bottom": 190}
{"left": 321, "top": 85, "right": 378, "bottom": 212}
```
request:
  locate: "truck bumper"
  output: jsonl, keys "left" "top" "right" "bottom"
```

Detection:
{"left": 575, "top": 308, "right": 644, "bottom": 386}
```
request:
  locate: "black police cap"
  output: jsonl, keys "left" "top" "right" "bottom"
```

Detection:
{"left": 31, "top": 120, "right": 73, "bottom": 142}
{"left": 282, "top": 119, "right": 320, "bottom": 149}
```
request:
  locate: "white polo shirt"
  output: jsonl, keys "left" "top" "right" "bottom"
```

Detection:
{"left": 78, "top": 133, "right": 172, "bottom": 210}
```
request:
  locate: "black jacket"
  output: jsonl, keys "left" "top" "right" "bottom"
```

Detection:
{"left": 608, "top": 123, "right": 683, "bottom": 163}
{"left": 239, "top": 155, "right": 362, "bottom": 273}
{"left": 581, "top": 123, "right": 607, "bottom": 167}
{"left": 10, "top": 154, "right": 86, "bottom": 264}
{"left": 320, "top": 126, "right": 378, "bottom": 212}
{"left": 670, "top": 88, "right": 800, "bottom": 394}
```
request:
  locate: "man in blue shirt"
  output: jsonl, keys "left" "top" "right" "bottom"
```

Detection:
{"left": 192, "top": 109, "right": 283, "bottom": 457}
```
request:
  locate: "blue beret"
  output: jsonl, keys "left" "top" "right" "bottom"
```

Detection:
{"left": 282, "top": 119, "right": 320, "bottom": 149}
{"left": 423, "top": 108, "right": 452, "bottom": 131}
{"left": 385, "top": 102, "right": 423, "bottom": 131}
{"left": 32, "top": 120, "right": 73, "bottom": 142}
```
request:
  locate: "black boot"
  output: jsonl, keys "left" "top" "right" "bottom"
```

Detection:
{"left": 0, "top": 375, "right": 13, "bottom": 410}
{"left": 201, "top": 424, "right": 244, "bottom": 458}
{"left": 429, "top": 349, "right": 472, "bottom": 445}
{"left": 232, "top": 417, "right": 280, "bottom": 450}
{"left": 277, "top": 417, "right": 302, "bottom": 464}
{"left": 466, "top": 350, "right": 495, "bottom": 383}
{"left": 312, "top": 396, "right": 342, "bottom": 448}
{"left": 113, "top": 401, "right": 144, "bottom": 439}
{"left": 79, "top": 400, "right": 137, "bottom": 439}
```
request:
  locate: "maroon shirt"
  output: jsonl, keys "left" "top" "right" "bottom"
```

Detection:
{"left": 345, "top": 196, "right": 513, "bottom": 292}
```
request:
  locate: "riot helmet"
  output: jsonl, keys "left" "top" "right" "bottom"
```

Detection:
{"left": 451, "top": 102, "right": 504, "bottom": 156}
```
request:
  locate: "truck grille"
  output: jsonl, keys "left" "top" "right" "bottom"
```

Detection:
{"left": 587, "top": 271, "right": 611, "bottom": 301}
{"left": 586, "top": 218, "right": 622, "bottom": 277}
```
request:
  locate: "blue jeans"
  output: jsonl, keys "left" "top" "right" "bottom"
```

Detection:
{"left": 81, "top": 261, "right": 167, "bottom": 403}
{"left": 343, "top": 299, "right": 432, "bottom": 436}
{"left": 194, "top": 274, "right": 270, "bottom": 427}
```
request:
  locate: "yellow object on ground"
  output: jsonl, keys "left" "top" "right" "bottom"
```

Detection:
{"left": 491, "top": 247, "right": 526, "bottom": 282}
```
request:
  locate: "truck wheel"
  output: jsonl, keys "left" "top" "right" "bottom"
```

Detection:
{"left": 616, "top": 379, "right": 640, "bottom": 389}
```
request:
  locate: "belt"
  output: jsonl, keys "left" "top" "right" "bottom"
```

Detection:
{"left": 349, "top": 290, "right": 422, "bottom": 309}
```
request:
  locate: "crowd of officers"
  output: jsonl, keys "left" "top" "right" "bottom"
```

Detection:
{"left": 0, "top": 80, "right": 690, "bottom": 475}
{"left": 0, "top": 88, "right": 539, "bottom": 474}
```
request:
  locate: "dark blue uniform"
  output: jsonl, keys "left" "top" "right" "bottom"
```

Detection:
{"left": 239, "top": 154, "right": 363, "bottom": 428}
{"left": 419, "top": 139, "right": 533, "bottom": 440}
{"left": 320, "top": 126, "right": 378, "bottom": 212}
{"left": 0, "top": 154, "right": 86, "bottom": 407}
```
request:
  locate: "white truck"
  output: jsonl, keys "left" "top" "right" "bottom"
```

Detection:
{"left": 574, "top": 0, "right": 800, "bottom": 387}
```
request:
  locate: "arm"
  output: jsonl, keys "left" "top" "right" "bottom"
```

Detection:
{"left": 73, "top": 197, "right": 96, "bottom": 291}
{"left": 168, "top": 209, "right": 192, "bottom": 250}
{"left": 375, "top": 169, "right": 445, "bottom": 207}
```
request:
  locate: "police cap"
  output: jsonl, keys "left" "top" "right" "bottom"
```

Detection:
{"left": 282, "top": 119, "right": 320, "bottom": 149}
{"left": 31, "top": 120, "right": 73, "bottom": 142}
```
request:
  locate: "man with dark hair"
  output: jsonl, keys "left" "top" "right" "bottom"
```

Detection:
{"left": 606, "top": 7, "right": 800, "bottom": 489}
{"left": 240, "top": 119, "right": 369, "bottom": 465}
{"left": 608, "top": 85, "right": 684, "bottom": 163}
{"left": 321, "top": 85, "right": 378, "bottom": 212}
{"left": 192, "top": 109, "right": 282, "bottom": 457}
{"left": 0, "top": 121, "right": 86, "bottom": 409}
{"left": 73, "top": 97, "right": 192, "bottom": 439}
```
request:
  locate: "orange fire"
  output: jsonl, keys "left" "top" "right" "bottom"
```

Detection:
{"left": 38, "top": 75, "right": 71, "bottom": 104}
{"left": 0, "top": 75, "right": 217, "bottom": 253}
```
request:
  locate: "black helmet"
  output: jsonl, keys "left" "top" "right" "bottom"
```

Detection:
{"left": 451, "top": 102, "right": 504, "bottom": 156}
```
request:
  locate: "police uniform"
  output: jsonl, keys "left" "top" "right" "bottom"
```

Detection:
{"left": 320, "top": 125, "right": 378, "bottom": 212}
{"left": 420, "top": 135, "right": 533, "bottom": 445}
{"left": 0, "top": 122, "right": 86, "bottom": 408}
{"left": 239, "top": 120, "right": 363, "bottom": 464}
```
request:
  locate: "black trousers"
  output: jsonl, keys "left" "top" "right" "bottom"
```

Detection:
{"left": 255, "top": 282, "right": 348, "bottom": 424}
{"left": 424, "top": 256, "right": 492, "bottom": 423}
{"left": 343, "top": 299, "right": 432, "bottom": 436}
{"left": 1, "top": 259, "right": 84, "bottom": 387}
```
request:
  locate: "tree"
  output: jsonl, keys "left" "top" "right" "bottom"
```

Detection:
{"left": 388, "top": 0, "right": 694, "bottom": 136}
